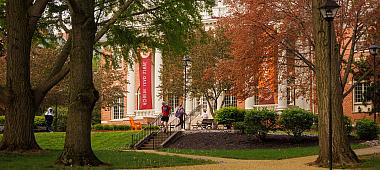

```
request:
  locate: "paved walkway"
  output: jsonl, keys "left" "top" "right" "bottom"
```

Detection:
{"left": 134, "top": 146, "right": 380, "bottom": 170}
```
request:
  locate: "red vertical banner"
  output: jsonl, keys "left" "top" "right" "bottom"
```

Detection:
{"left": 139, "top": 51, "right": 153, "bottom": 110}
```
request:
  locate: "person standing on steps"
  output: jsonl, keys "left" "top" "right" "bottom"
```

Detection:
{"left": 44, "top": 107, "right": 54, "bottom": 132}
{"left": 175, "top": 103, "right": 186, "bottom": 129}
{"left": 161, "top": 101, "right": 171, "bottom": 133}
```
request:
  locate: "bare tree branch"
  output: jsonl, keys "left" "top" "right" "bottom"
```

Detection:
{"left": 32, "top": 36, "right": 71, "bottom": 105}
{"left": 49, "top": 36, "right": 72, "bottom": 79}
{"left": 341, "top": 21, "right": 359, "bottom": 88}
{"left": 343, "top": 70, "right": 371, "bottom": 98}
{"left": 95, "top": 0, "right": 136, "bottom": 42}
{"left": 33, "top": 65, "right": 70, "bottom": 105}
{"left": 259, "top": 24, "right": 316, "bottom": 72}
{"left": 28, "top": 0, "right": 50, "bottom": 32}
{"left": 130, "top": 6, "right": 160, "bottom": 16}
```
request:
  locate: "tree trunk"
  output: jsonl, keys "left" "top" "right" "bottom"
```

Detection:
{"left": 0, "top": 0, "right": 40, "bottom": 152}
{"left": 312, "top": 0, "right": 359, "bottom": 166}
{"left": 56, "top": 0, "right": 103, "bottom": 166}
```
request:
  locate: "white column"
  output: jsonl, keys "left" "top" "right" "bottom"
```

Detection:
{"left": 277, "top": 52, "right": 288, "bottom": 111}
{"left": 126, "top": 64, "right": 136, "bottom": 116}
{"left": 217, "top": 93, "right": 224, "bottom": 110}
{"left": 185, "top": 96, "right": 193, "bottom": 130}
{"left": 154, "top": 48, "right": 163, "bottom": 115}
{"left": 185, "top": 97, "right": 193, "bottom": 114}
{"left": 245, "top": 97, "right": 255, "bottom": 109}
{"left": 277, "top": 82, "right": 288, "bottom": 111}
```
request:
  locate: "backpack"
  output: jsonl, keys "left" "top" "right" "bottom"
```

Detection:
{"left": 175, "top": 107, "right": 185, "bottom": 117}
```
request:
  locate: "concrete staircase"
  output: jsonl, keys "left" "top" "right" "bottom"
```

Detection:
{"left": 137, "top": 131, "right": 177, "bottom": 150}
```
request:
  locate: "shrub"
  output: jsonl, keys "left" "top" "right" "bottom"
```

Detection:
{"left": 53, "top": 107, "right": 68, "bottom": 132}
{"left": 244, "top": 109, "right": 278, "bottom": 140}
{"left": 279, "top": 108, "right": 314, "bottom": 140}
{"left": 92, "top": 124, "right": 131, "bottom": 131}
{"left": 215, "top": 107, "right": 245, "bottom": 128}
{"left": 232, "top": 121, "right": 245, "bottom": 133}
{"left": 0, "top": 116, "right": 4, "bottom": 124}
{"left": 356, "top": 119, "right": 379, "bottom": 140}
{"left": 34, "top": 116, "right": 46, "bottom": 127}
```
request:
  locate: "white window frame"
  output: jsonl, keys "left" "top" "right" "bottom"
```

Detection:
{"left": 168, "top": 95, "right": 179, "bottom": 113}
{"left": 223, "top": 95, "right": 237, "bottom": 107}
{"left": 353, "top": 82, "right": 370, "bottom": 104}
{"left": 112, "top": 97, "right": 124, "bottom": 120}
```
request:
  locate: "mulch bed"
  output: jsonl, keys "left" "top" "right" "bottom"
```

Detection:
{"left": 166, "top": 131, "right": 362, "bottom": 150}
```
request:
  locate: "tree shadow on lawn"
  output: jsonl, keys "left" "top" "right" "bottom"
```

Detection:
{"left": 0, "top": 150, "right": 213, "bottom": 169}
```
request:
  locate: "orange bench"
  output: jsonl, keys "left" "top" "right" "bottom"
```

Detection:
{"left": 129, "top": 117, "right": 142, "bottom": 130}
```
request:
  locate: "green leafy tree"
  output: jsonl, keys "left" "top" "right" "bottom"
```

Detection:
{"left": 57, "top": 0, "right": 215, "bottom": 166}
{"left": 0, "top": 0, "right": 214, "bottom": 156}
{"left": 189, "top": 29, "right": 232, "bottom": 115}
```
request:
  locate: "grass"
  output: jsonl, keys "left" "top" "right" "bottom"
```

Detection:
{"left": 0, "top": 150, "right": 212, "bottom": 169}
{"left": 0, "top": 132, "right": 213, "bottom": 169}
{"left": 360, "top": 154, "right": 380, "bottom": 169}
{"left": 161, "top": 144, "right": 368, "bottom": 160}
{"left": 34, "top": 131, "right": 138, "bottom": 150}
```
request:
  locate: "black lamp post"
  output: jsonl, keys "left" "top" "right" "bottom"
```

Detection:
{"left": 319, "top": 1, "right": 340, "bottom": 170}
{"left": 183, "top": 55, "right": 190, "bottom": 129}
{"left": 369, "top": 44, "right": 380, "bottom": 123}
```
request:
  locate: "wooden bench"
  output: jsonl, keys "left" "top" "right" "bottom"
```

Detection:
{"left": 201, "top": 119, "right": 213, "bottom": 129}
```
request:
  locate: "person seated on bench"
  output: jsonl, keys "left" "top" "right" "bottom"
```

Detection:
{"left": 201, "top": 109, "right": 208, "bottom": 119}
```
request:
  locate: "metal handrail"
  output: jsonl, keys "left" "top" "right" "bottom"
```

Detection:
{"left": 130, "top": 115, "right": 161, "bottom": 148}
{"left": 131, "top": 105, "right": 202, "bottom": 149}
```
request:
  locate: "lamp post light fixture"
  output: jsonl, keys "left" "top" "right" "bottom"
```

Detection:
{"left": 319, "top": 1, "right": 340, "bottom": 169}
{"left": 183, "top": 55, "right": 191, "bottom": 129}
{"left": 369, "top": 44, "right": 380, "bottom": 123}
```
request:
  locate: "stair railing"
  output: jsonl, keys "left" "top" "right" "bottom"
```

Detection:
{"left": 131, "top": 105, "right": 202, "bottom": 149}
{"left": 184, "top": 104, "right": 203, "bottom": 128}
{"left": 130, "top": 115, "right": 161, "bottom": 148}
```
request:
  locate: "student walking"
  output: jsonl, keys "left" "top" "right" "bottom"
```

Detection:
{"left": 44, "top": 107, "right": 54, "bottom": 132}
{"left": 175, "top": 104, "right": 186, "bottom": 129}
{"left": 161, "top": 102, "right": 171, "bottom": 133}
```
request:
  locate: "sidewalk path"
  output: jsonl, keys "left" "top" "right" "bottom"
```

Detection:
{"left": 134, "top": 146, "right": 380, "bottom": 170}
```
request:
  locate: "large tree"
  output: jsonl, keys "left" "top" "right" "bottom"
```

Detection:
{"left": 221, "top": 0, "right": 379, "bottom": 166}
{"left": 0, "top": 0, "right": 67, "bottom": 151}
{"left": 56, "top": 0, "right": 215, "bottom": 166}
{"left": 55, "top": 0, "right": 102, "bottom": 165}
{"left": 0, "top": 0, "right": 214, "bottom": 154}
{"left": 188, "top": 29, "right": 232, "bottom": 115}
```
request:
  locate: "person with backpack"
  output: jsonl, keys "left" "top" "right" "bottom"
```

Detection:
{"left": 175, "top": 103, "right": 186, "bottom": 129}
{"left": 44, "top": 107, "right": 54, "bottom": 132}
{"left": 161, "top": 101, "right": 171, "bottom": 133}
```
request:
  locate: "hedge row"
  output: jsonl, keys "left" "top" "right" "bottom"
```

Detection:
{"left": 92, "top": 124, "right": 131, "bottom": 130}
{"left": 0, "top": 115, "right": 46, "bottom": 127}
{"left": 215, "top": 107, "right": 375, "bottom": 141}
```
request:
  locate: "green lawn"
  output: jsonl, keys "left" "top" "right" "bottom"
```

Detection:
{"left": 34, "top": 131, "right": 137, "bottom": 150}
{"left": 0, "top": 132, "right": 213, "bottom": 169}
{"left": 161, "top": 144, "right": 368, "bottom": 160}
{"left": 361, "top": 154, "right": 380, "bottom": 169}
